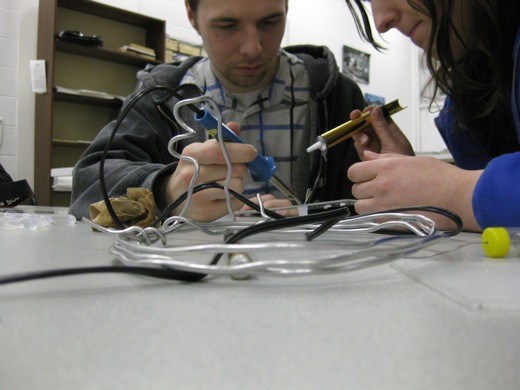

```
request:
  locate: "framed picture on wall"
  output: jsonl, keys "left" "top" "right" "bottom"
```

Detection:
{"left": 364, "top": 93, "right": 385, "bottom": 106}
{"left": 342, "top": 45, "right": 370, "bottom": 84}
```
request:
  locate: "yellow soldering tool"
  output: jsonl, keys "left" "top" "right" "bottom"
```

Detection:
{"left": 306, "top": 99, "right": 406, "bottom": 153}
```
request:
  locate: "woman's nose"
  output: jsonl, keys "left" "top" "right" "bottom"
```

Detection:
{"left": 371, "top": 3, "right": 400, "bottom": 33}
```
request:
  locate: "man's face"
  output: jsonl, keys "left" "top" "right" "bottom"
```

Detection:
{"left": 186, "top": 0, "right": 287, "bottom": 93}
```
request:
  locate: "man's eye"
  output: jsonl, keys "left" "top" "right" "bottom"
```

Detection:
{"left": 261, "top": 17, "right": 283, "bottom": 27}
{"left": 214, "top": 23, "right": 237, "bottom": 30}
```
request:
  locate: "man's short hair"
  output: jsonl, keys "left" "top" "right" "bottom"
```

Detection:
{"left": 187, "top": 0, "right": 288, "bottom": 12}
{"left": 187, "top": 0, "right": 198, "bottom": 11}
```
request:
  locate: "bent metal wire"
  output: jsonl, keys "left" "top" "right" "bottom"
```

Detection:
{"left": 169, "top": 95, "right": 236, "bottom": 219}
{"left": 83, "top": 209, "right": 449, "bottom": 280}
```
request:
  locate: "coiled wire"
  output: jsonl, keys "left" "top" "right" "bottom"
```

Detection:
{"left": 102, "top": 209, "right": 452, "bottom": 279}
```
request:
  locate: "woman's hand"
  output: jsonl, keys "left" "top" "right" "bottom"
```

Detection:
{"left": 350, "top": 106, "right": 414, "bottom": 159}
{"left": 347, "top": 152, "right": 483, "bottom": 231}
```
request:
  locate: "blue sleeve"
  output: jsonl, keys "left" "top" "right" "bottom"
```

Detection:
{"left": 434, "top": 97, "right": 491, "bottom": 170}
{"left": 473, "top": 152, "right": 520, "bottom": 228}
{"left": 449, "top": 26, "right": 520, "bottom": 229}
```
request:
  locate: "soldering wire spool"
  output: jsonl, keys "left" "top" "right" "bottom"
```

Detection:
{"left": 481, "top": 227, "right": 510, "bottom": 258}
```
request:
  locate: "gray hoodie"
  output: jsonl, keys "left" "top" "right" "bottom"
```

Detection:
{"left": 69, "top": 44, "right": 364, "bottom": 219}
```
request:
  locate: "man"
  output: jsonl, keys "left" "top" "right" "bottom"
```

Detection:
{"left": 70, "top": 0, "right": 365, "bottom": 222}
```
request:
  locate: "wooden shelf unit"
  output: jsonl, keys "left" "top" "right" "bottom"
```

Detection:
{"left": 35, "top": 0, "right": 165, "bottom": 206}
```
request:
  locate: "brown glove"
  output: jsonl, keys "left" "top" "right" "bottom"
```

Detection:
{"left": 89, "top": 188, "right": 157, "bottom": 228}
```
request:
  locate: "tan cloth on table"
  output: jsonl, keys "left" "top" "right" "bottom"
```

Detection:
{"left": 89, "top": 188, "right": 157, "bottom": 228}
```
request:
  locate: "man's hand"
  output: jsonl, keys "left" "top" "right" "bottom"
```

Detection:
{"left": 239, "top": 194, "right": 297, "bottom": 217}
{"left": 163, "top": 122, "right": 257, "bottom": 221}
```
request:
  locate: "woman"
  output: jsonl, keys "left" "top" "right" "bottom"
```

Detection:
{"left": 344, "top": 0, "right": 520, "bottom": 231}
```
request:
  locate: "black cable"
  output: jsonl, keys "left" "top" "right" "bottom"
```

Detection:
{"left": 0, "top": 206, "right": 351, "bottom": 286}
{"left": 0, "top": 205, "right": 463, "bottom": 286}
{"left": 0, "top": 265, "right": 206, "bottom": 286}
{"left": 100, "top": 85, "right": 285, "bottom": 229}
{"left": 156, "top": 182, "right": 284, "bottom": 222}
{"left": 99, "top": 86, "right": 179, "bottom": 229}
{"left": 305, "top": 216, "right": 345, "bottom": 241}
{"left": 209, "top": 206, "right": 352, "bottom": 265}
{"left": 99, "top": 85, "right": 204, "bottom": 229}
{"left": 209, "top": 205, "right": 464, "bottom": 265}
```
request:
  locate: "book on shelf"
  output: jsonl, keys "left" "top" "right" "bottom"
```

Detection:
{"left": 117, "top": 43, "right": 156, "bottom": 59}
{"left": 52, "top": 138, "right": 93, "bottom": 147}
{"left": 165, "top": 35, "right": 202, "bottom": 57}
{"left": 51, "top": 167, "right": 73, "bottom": 177}
{"left": 51, "top": 167, "right": 73, "bottom": 192}
{"left": 54, "top": 86, "right": 124, "bottom": 101}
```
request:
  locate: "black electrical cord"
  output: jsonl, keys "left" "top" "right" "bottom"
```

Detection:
{"left": 0, "top": 204, "right": 463, "bottom": 286}
{"left": 100, "top": 85, "right": 285, "bottom": 229}
{"left": 223, "top": 205, "right": 462, "bottom": 245}
{"left": 156, "top": 182, "right": 284, "bottom": 222}
{"left": 208, "top": 205, "right": 464, "bottom": 265}
{"left": 0, "top": 265, "right": 206, "bottom": 286}
{"left": 208, "top": 206, "right": 352, "bottom": 265}
{"left": 0, "top": 206, "right": 351, "bottom": 286}
{"left": 99, "top": 84, "right": 205, "bottom": 229}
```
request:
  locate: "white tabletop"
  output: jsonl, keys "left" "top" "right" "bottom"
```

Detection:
{"left": 1, "top": 206, "right": 520, "bottom": 390}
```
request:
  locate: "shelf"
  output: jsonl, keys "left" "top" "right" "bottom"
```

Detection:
{"left": 57, "top": 0, "right": 166, "bottom": 63}
{"left": 54, "top": 91, "right": 124, "bottom": 108}
{"left": 53, "top": 139, "right": 92, "bottom": 148}
{"left": 35, "top": 0, "right": 166, "bottom": 206}
{"left": 56, "top": 41, "right": 161, "bottom": 67}
{"left": 58, "top": 0, "right": 164, "bottom": 28}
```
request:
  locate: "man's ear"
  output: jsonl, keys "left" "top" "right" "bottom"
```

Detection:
{"left": 184, "top": 0, "right": 198, "bottom": 31}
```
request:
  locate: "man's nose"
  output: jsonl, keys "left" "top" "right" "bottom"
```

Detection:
{"left": 240, "top": 26, "right": 263, "bottom": 57}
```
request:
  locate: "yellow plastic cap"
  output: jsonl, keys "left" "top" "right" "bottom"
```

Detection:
{"left": 482, "top": 227, "right": 510, "bottom": 258}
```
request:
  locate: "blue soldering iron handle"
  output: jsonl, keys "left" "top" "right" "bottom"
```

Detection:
{"left": 194, "top": 108, "right": 277, "bottom": 182}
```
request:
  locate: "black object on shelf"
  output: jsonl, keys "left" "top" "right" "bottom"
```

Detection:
{"left": 56, "top": 30, "right": 103, "bottom": 47}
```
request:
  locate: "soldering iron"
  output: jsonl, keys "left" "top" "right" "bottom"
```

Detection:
{"left": 307, "top": 99, "right": 406, "bottom": 153}
{"left": 194, "top": 108, "right": 276, "bottom": 182}
{"left": 191, "top": 102, "right": 302, "bottom": 204}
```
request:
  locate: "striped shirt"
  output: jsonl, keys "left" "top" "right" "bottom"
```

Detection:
{"left": 180, "top": 49, "right": 310, "bottom": 199}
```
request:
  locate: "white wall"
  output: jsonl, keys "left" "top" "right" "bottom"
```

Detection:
{"left": 0, "top": 0, "right": 38, "bottom": 185}
{"left": 2, "top": 0, "right": 446, "bottom": 185}
{"left": 0, "top": 0, "right": 21, "bottom": 180}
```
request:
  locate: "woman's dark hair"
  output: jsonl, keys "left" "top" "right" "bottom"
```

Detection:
{"left": 346, "top": 0, "right": 520, "bottom": 157}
